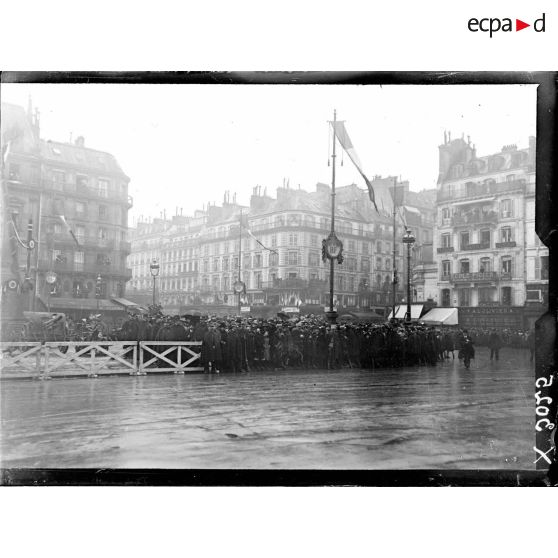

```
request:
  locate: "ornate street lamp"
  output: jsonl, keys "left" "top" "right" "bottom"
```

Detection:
{"left": 45, "top": 271, "right": 57, "bottom": 313}
{"left": 95, "top": 273, "right": 102, "bottom": 311}
{"left": 402, "top": 228, "right": 416, "bottom": 323}
{"left": 149, "top": 258, "right": 160, "bottom": 305}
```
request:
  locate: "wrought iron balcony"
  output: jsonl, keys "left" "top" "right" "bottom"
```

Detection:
{"left": 461, "top": 242, "right": 491, "bottom": 251}
{"left": 452, "top": 271, "right": 499, "bottom": 282}
{"left": 261, "top": 278, "right": 328, "bottom": 290}
{"left": 495, "top": 241, "right": 517, "bottom": 249}
{"left": 437, "top": 179, "right": 526, "bottom": 202}
{"left": 451, "top": 211, "right": 498, "bottom": 227}
{"left": 437, "top": 246, "right": 454, "bottom": 254}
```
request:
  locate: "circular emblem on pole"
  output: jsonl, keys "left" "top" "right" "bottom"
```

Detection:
{"left": 7, "top": 279, "right": 18, "bottom": 291}
{"left": 324, "top": 232, "right": 343, "bottom": 260}
{"left": 46, "top": 271, "right": 57, "bottom": 284}
{"left": 233, "top": 280, "right": 245, "bottom": 294}
{"left": 27, "top": 238, "right": 36, "bottom": 250}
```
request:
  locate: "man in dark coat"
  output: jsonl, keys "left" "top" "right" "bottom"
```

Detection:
{"left": 488, "top": 329, "right": 502, "bottom": 361}
{"left": 202, "top": 324, "right": 222, "bottom": 373}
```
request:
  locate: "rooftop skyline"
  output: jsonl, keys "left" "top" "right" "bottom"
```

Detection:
{"left": 1, "top": 83, "right": 536, "bottom": 226}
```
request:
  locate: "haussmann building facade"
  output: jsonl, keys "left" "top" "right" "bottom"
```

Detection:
{"left": 433, "top": 132, "right": 545, "bottom": 329}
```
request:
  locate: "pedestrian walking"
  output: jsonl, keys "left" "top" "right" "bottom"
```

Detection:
{"left": 488, "top": 329, "right": 502, "bottom": 361}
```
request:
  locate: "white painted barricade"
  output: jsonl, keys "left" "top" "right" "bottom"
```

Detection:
{"left": 139, "top": 341, "right": 203, "bottom": 374}
{"left": 42, "top": 342, "right": 138, "bottom": 379}
{"left": 0, "top": 342, "right": 42, "bottom": 378}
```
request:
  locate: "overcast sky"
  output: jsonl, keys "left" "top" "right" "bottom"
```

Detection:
{"left": 1, "top": 82, "right": 536, "bottom": 225}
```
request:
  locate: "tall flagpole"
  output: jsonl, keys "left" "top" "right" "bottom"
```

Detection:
{"left": 329, "top": 109, "right": 337, "bottom": 315}
{"left": 392, "top": 178, "right": 397, "bottom": 321}
{"left": 238, "top": 208, "right": 242, "bottom": 316}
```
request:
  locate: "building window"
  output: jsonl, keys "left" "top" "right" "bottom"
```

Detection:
{"left": 441, "top": 207, "right": 450, "bottom": 224}
{"left": 375, "top": 257, "right": 382, "bottom": 270}
{"left": 99, "top": 205, "right": 107, "bottom": 220}
{"left": 98, "top": 227, "right": 107, "bottom": 242}
{"left": 254, "top": 252, "right": 262, "bottom": 267}
{"left": 361, "top": 258, "right": 370, "bottom": 273}
{"left": 269, "top": 252, "right": 279, "bottom": 267}
{"left": 308, "top": 251, "right": 320, "bottom": 267}
{"left": 441, "top": 289, "right": 451, "bottom": 306}
{"left": 348, "top": 276, "right": 355, "bottom": 292}
{"left": 348, "top": 240, "right": 356, "bottom": 252}
{"left": 212, "top": 258, "right": 219, "bottom": 272}
{"left": 346, "top": 257, "right": 357, "bottom": 272}
{"left": 501, "top": 227, "right": 512, "bottom": 243}
{"left": 500, "top": 199, "right": 513, "bottom": 218}
{"left": 442, "top": 260, "right": 451, "bottom": 277}
{"left": 480, "top": 229, "right": 490, "bottom": 246}
{"left": 376, "top": 241, "right": 382, "bottom": 253}
{"left": 441, "top": 233, "right": 451, "bottom": 248}
{"left": 310, "top": 234, "right": 318, "bottom": 247}
{"left": 501, "top": 286, "right": 512, "bottom": 306}
{"left": 76, "top": 174, "right": 88, "bottom": 189}
{"left": 73, "top": 251, "right": 84, "bottom": 272}
{"left": 459, "top": 259, "right": 470, "bottom": 274}
{"left": 98, "top": 179, "right": 109, "bottom": 198}
{"left": 288, "top": 233, "right": 298, "bottom": 246}
{"left": 203, "top": 260, "right": 209, "bottom": 273}
{"left": 75, "top": 225, "right": 85, "bottom": 243}
{"left": 460, "top": 231, "right": 470, "bottom": 249}
{"left": 362, "top": 242, "right": 369, "bottom": 255}
{"left": 52, "top": 170, "right": 65, "bottom": 189}
{"left": 478, "top": 287, "right": 493, "bottom": 303}
{"left": 501, "top": 256, "right": 512, "bottom": 275}
{"left": 243, "top": 254, "right": 251, "bottom": 269}
{"left": 76, "top": 201, "right": 85, "bottom": 215}
{"left": 458, "top": 288, "right": 470, "bottom": 306}
{"left": 287, "top": 251, "right": 298, "bottom": 266}
{"left": 479, "top": 257, "right": 491, "bottom": 273}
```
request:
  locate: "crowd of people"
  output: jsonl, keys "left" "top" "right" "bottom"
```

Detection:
{"left": 121, "top": 310, "right": 530, "bottom": 373}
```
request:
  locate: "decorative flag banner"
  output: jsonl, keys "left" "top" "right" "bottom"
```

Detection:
{"left": 59, "top": 215, "right": 81, "bottom": 247}
{"left": 331, "top": 121, "right": 393, "bottom": 215}
{"left": 242, "top": 224, "right": 278, "bottom": 254}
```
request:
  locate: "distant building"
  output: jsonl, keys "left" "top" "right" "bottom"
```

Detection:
{"left": 433, "top": 132, "right": 542, "bottom": 329}
{"left": 1, "top": 101, "right": 132, "bottom": 320}
{"left": 128, "top": 181, "right": 436, "bottom": 317}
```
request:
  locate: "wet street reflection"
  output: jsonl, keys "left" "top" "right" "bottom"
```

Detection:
{"left": 1, "top": 347, "right": 533, "bottom": 469}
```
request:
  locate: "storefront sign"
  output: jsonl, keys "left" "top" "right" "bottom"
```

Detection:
{"left": 240, "top": 306, "right": 251, "bottom": 313}
{"left": 281, "top": 306, "right": 300, "bottom": 313}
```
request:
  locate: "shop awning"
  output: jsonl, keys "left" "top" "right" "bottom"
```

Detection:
{"left": 387, "top": 304, "right": 423, "bottom": 321}
{"left": 420, "top": 307, "right": 459, "bottom": 325}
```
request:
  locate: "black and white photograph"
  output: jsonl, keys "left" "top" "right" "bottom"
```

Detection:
{"left": 1, "top": 74, "right": 555, "bottom": 485}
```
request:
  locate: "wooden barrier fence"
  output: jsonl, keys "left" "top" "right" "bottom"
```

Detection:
{"left": 0, "top": 341, "right": 203, "bottom": 379}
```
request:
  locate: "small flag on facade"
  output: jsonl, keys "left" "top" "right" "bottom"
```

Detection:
{"left": 59, "top": 215, "right": 81, "bottom": 247}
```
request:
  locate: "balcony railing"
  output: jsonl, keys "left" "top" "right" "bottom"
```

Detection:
{"left": 437, "top": 246, "right": 454, "bottom": 254}
{"left": 452, "top": 271, "right": 499, "bottom": 282}
{"left": 437, "top": 179, "right": 527, "bottom": 202}
{"left": 440, "top": 273, "right": 452, "bottom": 282}
{"left": 495, "top": 241, "right": 517, "bottom": 249}
{"left": 261, "top": 278, "right": 328, "bottom": 290}
{"left": 451, "top": 211, "right": 498, "bottom": 227}
{"left": 461, "top": 242, "right": 491, "bottom": 251}
{"left": 42, "top": 180, "right": 132, "bottom": 205}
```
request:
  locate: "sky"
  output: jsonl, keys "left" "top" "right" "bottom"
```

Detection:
{"left": 1, "top": 82, "right": 537, "bottom": 225}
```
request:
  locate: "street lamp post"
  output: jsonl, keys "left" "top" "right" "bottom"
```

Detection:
{"left": 402, "top": 228, "right": 415, "bottom": 323}
{"left": 322, "top": 109, "right": 343, "bottom": 325}
{"left": 95, "top": 273, "right": 102, "bottom": 311}
{"left": 150, "top": 259, "right": 160, "bottom": 306}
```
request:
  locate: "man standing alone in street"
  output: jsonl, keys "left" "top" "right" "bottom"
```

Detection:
{"left": 488, "top": 329, "right": 503, "bottom": 361}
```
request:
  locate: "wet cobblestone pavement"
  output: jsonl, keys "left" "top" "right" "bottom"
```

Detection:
{"left": 0, "top": 347, "right": 534, "bottom": 469}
